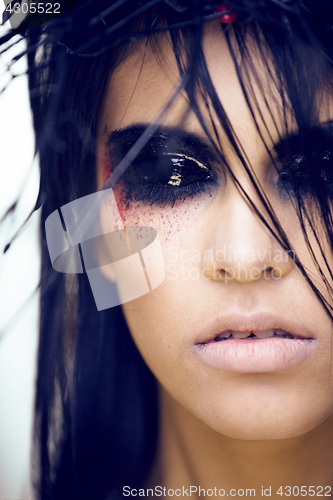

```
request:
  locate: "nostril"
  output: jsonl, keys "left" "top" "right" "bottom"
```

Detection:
{"left": 217, "top": 268, "right": 235, "bottom": 282}
{"left": 217, "top": 268, "right": 227, "bottom": 282}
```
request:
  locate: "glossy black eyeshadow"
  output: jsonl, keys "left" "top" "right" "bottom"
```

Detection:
{"left": 132, "top": 154, "right": 213, "bottom": 185}
{"left": 107, "top": 123, "right": 333, "bottom": 207}
{"left": 274, "top": 124, "right": 333, "bottom": 198}
{"left": 107, "top": 125, "right": 220, "bottom": 207}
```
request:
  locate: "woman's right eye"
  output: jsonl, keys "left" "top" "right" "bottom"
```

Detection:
{"left": 134, "top": 152, "right": 214, "bottom": 186}
{"left": 106, "top": 126, "right": 222, "bottom": 208}
{"left": 123, "top": 152, "right": 217, "bottom": 207}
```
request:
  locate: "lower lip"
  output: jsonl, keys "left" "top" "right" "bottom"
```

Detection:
{"left": 194, "top": 337, "right": 315, "bottom": 373}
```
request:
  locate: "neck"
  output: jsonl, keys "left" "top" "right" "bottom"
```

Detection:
{"left": 149, "top": 387, "right": 333, "bottom": 499}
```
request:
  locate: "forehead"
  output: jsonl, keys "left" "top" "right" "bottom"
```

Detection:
{"left": 100, "top": 22, "right": 254, "bottom": 135}
{"left": 97, "top": 20, "right": 333, "bottom": 165}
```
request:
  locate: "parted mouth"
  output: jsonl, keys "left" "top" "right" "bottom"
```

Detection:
{"left": 213, "top": 329, "right": 302, "bottom": 342}
{"left": 195, "top": 311, "right": 315, "bottom": 346}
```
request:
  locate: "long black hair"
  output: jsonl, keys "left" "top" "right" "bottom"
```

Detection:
{"left": 2, "top": 0, "right": 333, "bottom": 498}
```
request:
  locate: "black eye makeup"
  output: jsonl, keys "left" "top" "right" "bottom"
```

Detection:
{"left": 274, "top": 122, "right": 333, "bottom": 200}
{"left": 106, "top": 125, "right": 221, "bottom": 208}
{"left": 105, "top": 122, "right": 333, "bottom": 210}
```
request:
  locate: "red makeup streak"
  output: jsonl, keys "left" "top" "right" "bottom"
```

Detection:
{"left": 101, "top": 144, "right": 115, "bottom": 185}
{"left": 109, "top": 179, "right": 197, "bottom": 244}
{"left": 100, "top": 151, "right": 204, "bottom": 243}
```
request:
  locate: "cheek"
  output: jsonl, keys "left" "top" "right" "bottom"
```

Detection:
{"left": 110, "top": 181, "right": 204, "bottom": 244}
{"left": 98, "top": 145, "right": 192, "bottom": 240}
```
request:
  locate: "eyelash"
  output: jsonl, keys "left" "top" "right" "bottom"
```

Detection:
{"left": 275, "top": 126, "right": 333, "bottom": 200}
{"left": 277, "top": 158, "right": 333, "bottom": 200}
{"left": 123, "top": 152, "right": 217, "bottom": 208}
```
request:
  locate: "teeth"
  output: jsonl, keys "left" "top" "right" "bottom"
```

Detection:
{"left": 215, "top": 331, "right": 232, "bottom": 341}
{"left": 214, "top": 329, "right": 295, "bottom": 341}
{"left": 274, "top": 329, "right": 294, "bottom": 339}
{"left": 232, "top": 331, "right": 252, "bottom": 339}
{"left": 255, "top": 329, "right": 275, "bottom": 339}
{"left": 274, "top": 329, "right": 287, "bottom": 337}
{"left": 229, "top": 330, "right": 275, "bottom": 339}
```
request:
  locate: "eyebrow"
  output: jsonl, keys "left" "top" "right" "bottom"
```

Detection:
{"left": 274, "top": 121, "right": 333, "bottom": 155}
{"left": 108, "top": 121, "right": 333, "bottom": 166}
{"left": 107, "top": 123, "right": 223, "bottom": 160}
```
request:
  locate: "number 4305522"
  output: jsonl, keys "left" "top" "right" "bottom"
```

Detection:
{"left": 277, "top": 486, "right": 332, "bottom": 496}
{"left": 5, "top": 2, "right": 61, "bottom": 14}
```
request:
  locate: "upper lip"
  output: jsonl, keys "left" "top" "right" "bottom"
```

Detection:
{"left": 195, "top": 311, "right": 315, "bottom": 344}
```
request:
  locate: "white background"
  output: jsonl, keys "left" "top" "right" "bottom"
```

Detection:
{"left": 0, "top": 18, "right": 39, "bottom": 500}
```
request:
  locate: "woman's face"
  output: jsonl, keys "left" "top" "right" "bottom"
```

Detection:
{"left": 97, "top": 21, "right": 333, "bottom": 440}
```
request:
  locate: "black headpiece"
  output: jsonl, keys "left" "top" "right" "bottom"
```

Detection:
{"left": 2, "top": 0, "right": 333, "bottom": 34}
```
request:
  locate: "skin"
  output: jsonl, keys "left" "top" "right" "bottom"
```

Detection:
{"left": 97, "top": 20, "right": 333, "bottom": 497}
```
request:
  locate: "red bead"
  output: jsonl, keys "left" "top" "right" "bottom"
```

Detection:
{"left": 216, "top": 2, "right": 238, "bottom": 23}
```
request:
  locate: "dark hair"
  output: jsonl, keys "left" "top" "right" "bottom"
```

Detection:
{"left": 2, "top": 1, "right": 333, "bottom": 498}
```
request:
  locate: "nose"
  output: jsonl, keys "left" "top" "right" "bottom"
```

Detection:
{"left": 203, "top": 188, "right": 293, "bottom": 284}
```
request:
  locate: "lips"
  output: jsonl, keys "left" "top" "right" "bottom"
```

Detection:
{"left": 193, "top": 311, "right": 315, "bottom": 372}
{"left": 195, "top": 311, "right": 314, "bottom": 345}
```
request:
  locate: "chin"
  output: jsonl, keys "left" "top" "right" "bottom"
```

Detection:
{"left": 210, "top": 418, "right": 317, "bottom": 441}
{"left": 194, "top": 391, "right": 333, "bottom": 441}
{"left": 162, "top": 374, "right": 333, "bottom": 442}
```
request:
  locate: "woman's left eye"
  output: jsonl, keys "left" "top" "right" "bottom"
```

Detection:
{"left": 276, "top": 160, "right": 333, "bottom": 200}
{"left": 123, "top": 153, "right": 217, "bottom": 207}
{"left": 274, "top": 125, "right": 333, "bottom": 201}
{"left": 277, "top": 166, "right": 312, "bottom": 197}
